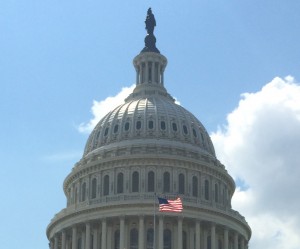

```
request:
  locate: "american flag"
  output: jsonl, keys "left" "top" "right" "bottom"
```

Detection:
{"left": 158, "top": 197, "right": 183, "bottom": 213}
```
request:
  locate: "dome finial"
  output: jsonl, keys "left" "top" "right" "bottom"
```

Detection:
{"left": 141, "top": 8, "right": 160, "bottom": 53}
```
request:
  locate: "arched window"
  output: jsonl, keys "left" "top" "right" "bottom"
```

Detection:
{"left": 215, "top": 183, "right": 219, "bottom": 203}
{"left": 74, "top": 187, "right": 78, "bottom": 203}
{"left": 136, "top": 121, "right": 142, "bottom": 130}
{"left": 81, "top": 182, "right": 86, "bottom": 201}
{"left": 125, "top": 122, "right": 130, "bottom": 131}
{"left": 130, "top": 228, "right": 138, "bottom": 249}
{"left": 147, "top": 228, "right": 154, "bottom": 249}
{"left": 148, "top": 171, "right": 155, "bottom": 192}
{"left": 163, "top": 172, "right": 170, "bottom": 193}
{"left": 132, "top": 171, "right": 139, "bottom": 192}
{"left": 114, "top": 230, "right": 120, "bottom": 249}
{"left": 91, "top": 178, "right": 97, "bottom": 199}
{"left": 164, "top": 229, "right": 171, "bottom": 249}
{"left": 205, "top": 179, "right": 209, "bottom": 200}
{"left": 114, "top": 124, "right": 119, "bottom": 133}
{"left": 148, "top": 120, "right": 154, "bottom": 129}
{"left": 104, "top": 175, "right": 109, "bottom": 196}
{"left": 183, "top": 231, "right": 187, "bottom": 249}
{"left": 179, "top": 173, "right": 185, "bottom": 194}
{"left": 117, "top": 173, "right": 124, "bottom": 194}
{"left": 192, "top": 176, "right": 198, "bottom": 197}
{"left": 172, "top": 122, "right": 178, "bottom": 132}
{"left": 161, "top": 121, "right": 166, "bottom": 130}
{"left": 183, "top": 125, "right": 188, "bottom": 135}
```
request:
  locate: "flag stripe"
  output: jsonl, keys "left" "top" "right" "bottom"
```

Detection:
{"left": 158, "top": 197, "right": 183, "bottom": 213}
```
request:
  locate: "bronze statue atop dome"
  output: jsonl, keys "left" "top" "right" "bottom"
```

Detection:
{"left": 141, "top": 8, "right": 160, "bottom": 53}
{"left": 145, "top": 8, "right": 156, "bottom": 35}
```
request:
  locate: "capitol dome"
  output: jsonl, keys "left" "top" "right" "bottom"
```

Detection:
{"left": 47, "top": 8, "right": 251, "bottom": 249}
{"left": 83, "top": 71, "right": 216, "bottom": 159}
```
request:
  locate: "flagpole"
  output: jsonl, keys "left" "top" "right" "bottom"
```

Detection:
{"left": 154, "top": 192, "right": 156, "bottom": 249}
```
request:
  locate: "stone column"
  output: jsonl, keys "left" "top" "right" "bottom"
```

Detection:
{"left": 240, "top": 236, "right": 245, "bottom": 249}
{"left": 62, "top": 230, "right": 66, "bottom": 249}
{"left": 138, "top": 216, "right": 144, "bottom": 249}
{"left": 136, "top": 66, "right": 140, "bottom": 84}
{"left": 234, "top": 232, "right": 238, "bottom": 249}
{"left": 161, "top": 67, "right": 164, "bottom": 85}
{"left": 195, "top": 221, "right": 201, "bottom": 249}
{"left": 72, "top": 227, "right": 77, "bottom": 249}
{"left": 178, "top": 217, "right": 183, "bottom": 249}
{"left": 107, "top": 226, "right": 112, "bottom": 249}
{"left": 54, "top": 235, "right": 58, "bottom": 249}
{"left": 203, "top": 230, "right": 207, "bottom": 249}
{"left": 151, "top": 62, "right": 155, "bottom": 83}
{"left": 224, "top": 228, "right": 229, "bottom": 249}
{"left": 101, "top": 219, "right": 107, "bottom": 249}
{"left": 211, "top": 223, "right": 216, "bottom": 249}
{"left": 86, "top": 223, "right": 91, "bottom": 249}
{"left": 189, "top": 227, "right": 195, "bottom": 249}
{"left": 158, "top": 215, "right": 163, "bottom": 249}
{"left": 93, "top": 226, "right": 98, "bottom": 249}
{"left": 145, "top": 61, "right": 149, "bottom": 83}
{"left": 120, "top": 216, "right": 125, "bottom": 249}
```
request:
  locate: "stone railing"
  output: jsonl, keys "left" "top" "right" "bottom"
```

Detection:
{"left": 50, "top": 193, "right": 248, "bottom": 227}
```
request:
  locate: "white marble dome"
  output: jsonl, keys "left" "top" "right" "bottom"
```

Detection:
{"left": 47, "top": 14, "right": 251, "bottom": 249}
{"left": 84, "top": 83, "right": 215, "bottom": 158}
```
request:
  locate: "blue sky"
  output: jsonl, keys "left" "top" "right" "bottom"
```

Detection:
{"left": 1, "top": 1, "right": 300, "bottom": 249}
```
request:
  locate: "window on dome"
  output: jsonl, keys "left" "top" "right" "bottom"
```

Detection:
{"left": 201, "top": 133, "right": 204, "bottom": 141}
{"left": 132, "top": 171, "right": 139, "bottom": 192}
{"left": 215, "top": 183, "right": 219, "bottom": 203}
{"left": 136, "top": 121, "right": 142, "bottom": 130}
{"left": 172, "top": 122, "right": 178, "bottom": 132}
{"left": 81, "top": 182, "right": 86, "bottom": 202}
{"left": 183, "top": 125, "right": 188, "bottom": 135}
{"left": 148, "top": 171, "right": 155, "bottom": 192}
{"left": 104, "top": 175, "right": 109, "bottom": 196}
{"left": 114, "top": 230, "right": 120, "bottom": 249}
{"left": 205, "top": 179, "right": 210, "bottom": 200}
{"left": 104, "top": 127, "right": 109, "bottom": 136}
{"left": 179, "top": 173, "right": 185, "bottom": 194}
{"left": 148, "top": 120, "right": 154, "bottom": 129}
{"left": 91, "top": 178, "right": 97, "bottom": 199}
{"left": 147, "top": 228, "right": 154, "bottom": 249}
{"left": 117, "top": 173, "right": 124, "bottom": 194}
{"left": 160, "top": 121, "right": 166, "bottom": 130}
{"left": 125, "top": 122, "right": 130, "bottom": 131}
{"left": 114, "top": 124, "right": 119, "bottom": 133}
{"left": 193, "top": 128, "right": 197, "bottom": 137}
{"left": 163, "top": 229, "right": 171, "bottom": 249}
{"left": 163, "top": 172, "right": 170, "bottom": 193}
{"left": 192, "top": 176, "right": 198, "bottom": 197}
{"left": 130, "top": 228, "right": 138, "bottom": 249}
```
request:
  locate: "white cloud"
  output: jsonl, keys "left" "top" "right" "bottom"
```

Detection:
{"left": 78, "top": 85, "right": 135, "bottom": 133}
{"left": 211, "top": 76, "right": 300, "bottom": 249}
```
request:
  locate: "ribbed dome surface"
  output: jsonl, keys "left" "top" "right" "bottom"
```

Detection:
{"left": 83, "top": 89, "right": 215, "bottom": 157}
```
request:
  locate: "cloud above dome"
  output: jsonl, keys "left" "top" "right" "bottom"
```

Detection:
{"left": 78, "top": 85, "right": 135, "bottom": 133}
{"left": 211, "top": 76, "right": 300, "bottom": 249}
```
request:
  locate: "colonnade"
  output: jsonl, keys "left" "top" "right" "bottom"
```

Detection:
{"left": 49, "top": 215, "right": 248, "bottom": 249}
